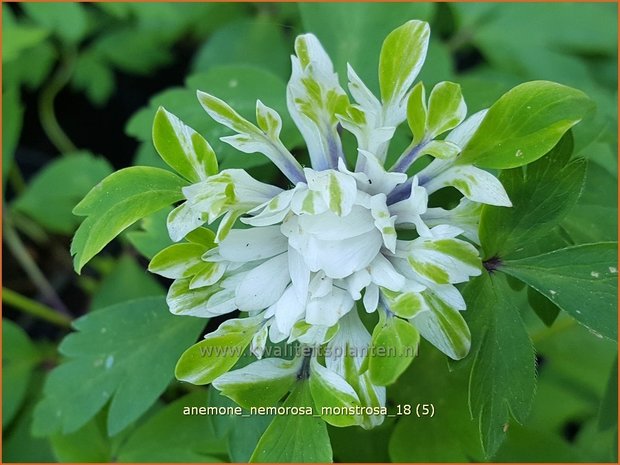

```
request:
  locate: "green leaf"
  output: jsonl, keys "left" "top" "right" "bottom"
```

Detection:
{"left": 125, "top": 208, "right": 173, "bottom": 259}
{"left": 228, "top": 415, "right": 274, "bottom": 463}
{"left": 562, "top": 162, "right": 618, "bottom": 243}
{"left": 117, "top": 391, "right": 224, "bottom": 462}
{"left": 459, "top": 81, "right": 594, "bottom": 168}
{"left": 2, "top": 319, "right": 39, "bottom": 427}
{"left": 213, "top": 358, "right": 299, "bottom": 410}
{"left": 379, "top": 20, "right": 430, "bottom": 109}
{"left": 2, "top": 24, "right": 49, "bottom": 62}
{"left": 71, "top": 166, "right": 187, "bottom": 273}
{"left": 50, "top": 416, "right": 112, "bottom": 462}
{"left": 94, "top": 28, "right": 171, "bottom": 75}
{"left": 479, "top": 133, "right": 586, "bottom": 259}
{"left": 175, "top": 317, "right": 261, "bottom": 385}
{"left": 462, "top": 273, "right": 537, "bottom": 457}
{"left": 493, "top": 424, "right": 582, "bottom": 462}
{"left": 502, "top": 243, "right": 618, "bottom": 340}
{"left": 299, "top": 4, "right": 434, "bottom": 94}
{"left": 388, "top": 341, "right": 483, "bottom": 462}
{"left": 2, "top": 86, "right": 23, "bottom": 191}
{"left": 71, "top": 50, "right": 115, "bottom": 106}
{"left": 32, "top": 296, "right": 206, "bottom": 436}
{"left": 367, "top": 316, "right": 419, "bottom": 386}
{"left": 598, "top": 360, "right": 618, "bottom": 431}
{"left": 153, "top": 107, "right": 218, "bottom": 182}
{"left": 90, "top": 255, "right": 164, "bottom": 310}
{"left": 13, "top": 152, "right": 113, "bottom": 234}
{"left": 191, "top": 18, "right": 290, "bottom": 79}
{"left": 22, "top": 3, "right": 87, "bottom": 44}
{"left": 250, "top": 381, "right": 332, "bottom": 462}
{"left": 527, "top": 286, "right": 560, "bottom": 327}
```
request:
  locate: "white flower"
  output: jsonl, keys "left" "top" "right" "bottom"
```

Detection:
{"left": 150, "top": 20, "right": 512, "bottom": 428}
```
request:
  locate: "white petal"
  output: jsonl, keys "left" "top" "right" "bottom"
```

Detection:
{"left": 297, "top": 205, "right": 375, "bottom": 241}
{"left": 368, "top": 254, "right": 406, "bottom": 292}
{"left": 218, "top": 225, "right": 288, "bottom": 262}
{"left": 274, "top": 285, "right": 305, "bottom": 335}
{"left": 309, "top": 271, "right": 332, "bottom": 299}
{"left": 288, "top": 246, "right": 310, "bottom": 302}
{"left": 235, "top": 253, "right": 290, "bottom": 311}
{"left": 306, "top": 287, "right": 354, "bottom": 327}
{"left": 446, "top": 109, "right": 488, "bottom": 148}
{"left": 363, "top": 283, "right": 379, "bottom": 313}
{"left": 345, "top": 269, "right": 372, "bottom": 300}
{"left": 304, "top": 168, "right": 358, "bottom": 217}
{"left": 167, "top": 202, "right": 204, "bottom": 242}
{"left": 425, "top": 165, "right": 512, "bottom": 207}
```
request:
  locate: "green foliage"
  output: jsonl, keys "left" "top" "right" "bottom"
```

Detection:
{"left": 2, "top": 320, "right": 40, "bottom": 427}
{"left": 503, "top": 243, "right": 618, "bottom": 341}
{"left": 21, "top": 3, "right": 88, "bottom": 44}
{"left": 90, "top": 255, "right": 164, "bottom": 310}
{"left": 479, "top": 133, "right": 586, "bottom": 259}
{"left": 459, "top": 81, "right": 593, "bottom": 168}
{"left": 4, "top": 4, "right": 617, "bottom": 463}
{"left": 388, "top": 341, "right": 483, "bottom": 462}
{"left": 71, "top": 167, "right": 187, "bottom": 272}
{"left": 125, "top": 208, "right": 174, "bottom": 259}
{"left": 192, "top": 18, "right": 290, "bottom": 79}
{"left": 13, "top": 153, "right": 113, "bottom": 234}
{"left": 116, "top": 391, "right": 224, "bottom": 462}
{"left": 462, "top": 273, "right": 537, "bottom": 457}
{"left": 250, "top": 381, "right": 333, "bottom": 463}
{"left": 32, "top": 297, "right": 205, "bottom": 436}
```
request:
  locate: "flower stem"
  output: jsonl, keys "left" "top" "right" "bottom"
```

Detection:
{"left": 39, "top": 46, "right": 78, "bottom": 155}
{"left": 3, "top": 206, "right": 71, "bottom": 317}
{"left": 2, "top": 287, "right": 72, "bottom": 328}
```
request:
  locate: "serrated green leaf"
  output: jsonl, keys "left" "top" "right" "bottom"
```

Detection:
{"left": 153, "top": 107, "right": 218, "bottom": 182}
{"left": 71, "top": 166, "right": 187, "bottom": 273}
{"left": 213, "top": 358, "right": 299, "bottom": 410}
{"left": 462, "top": 273, "right": 537, "bottom": 457}
{"left": 2, "top": 319, "right": 39, "bottom": 427}
{"left": 175, "top": 317, "right": 262, "bottom": 385}
{"left": 368, "top": 316, "right": 419, "bottom": 386}
{"left": 459, "top": 81, "right": 594, "bottom": 168}
{"left": 13, "top": 152, "right": 113, "bottom": 234}
{"left": 250, "top": 381, "right": 332, "bottom": 462}
{"left": 32, "top": 296, "right": 206, "bottom": 436}
{"left": 117, "top": 391, "right": 224, "bottom": 462}
{"left": 503, "top": 242, "right": 618, "bottom": 340}
{"left": 479, "top": 133, "right": 586, "bottom": 259}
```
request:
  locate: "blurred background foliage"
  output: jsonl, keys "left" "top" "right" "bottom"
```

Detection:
{"left": 2, "top": 2, "right": 617, "bottom": 462}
